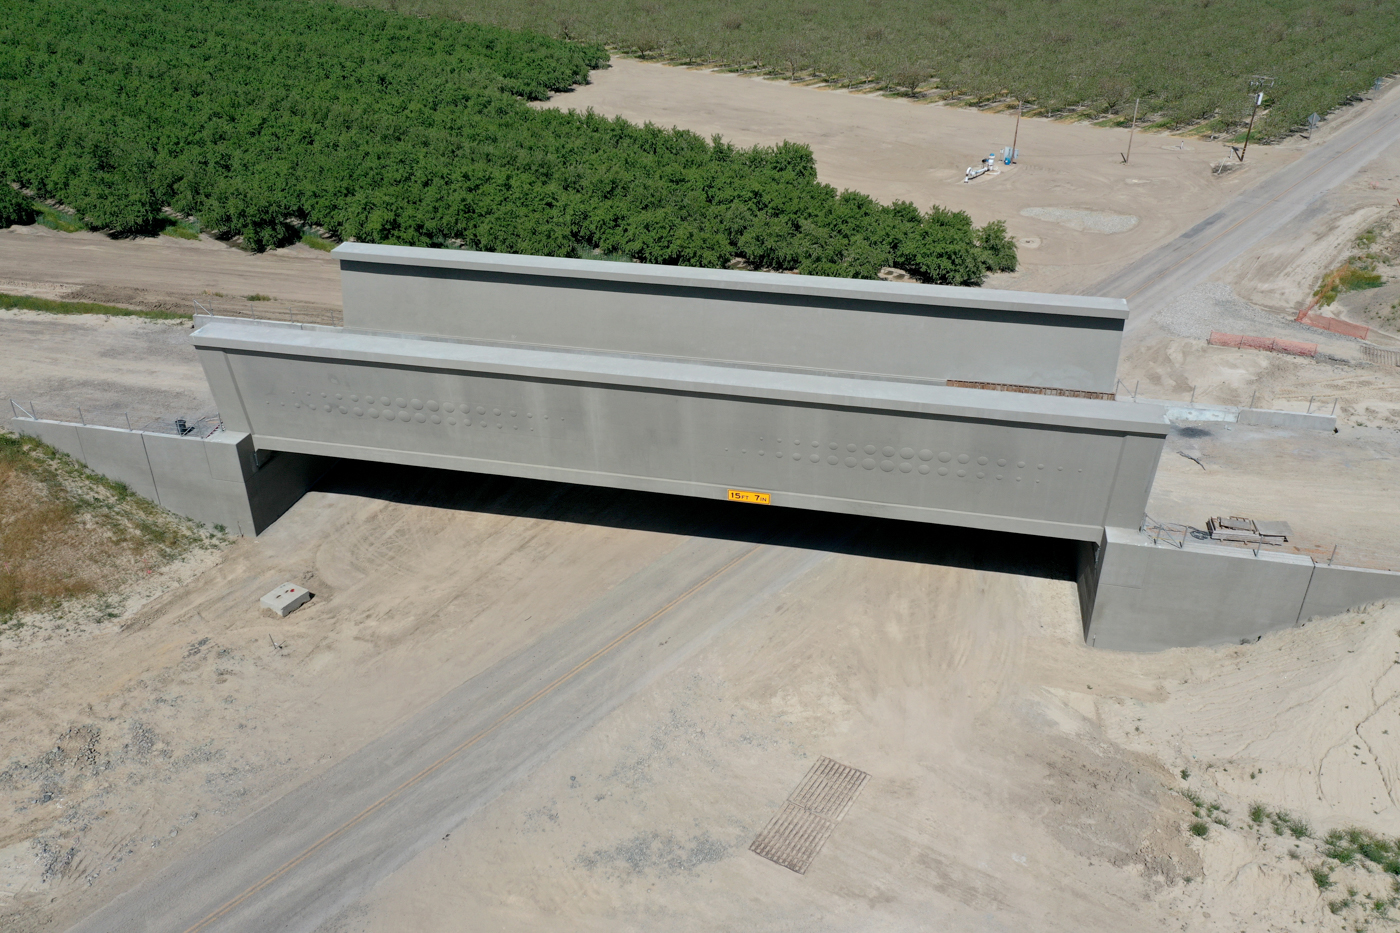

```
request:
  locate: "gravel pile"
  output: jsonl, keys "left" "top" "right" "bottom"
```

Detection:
{"left": 1154, "top": 283, "right": 1340, "bottom": 342}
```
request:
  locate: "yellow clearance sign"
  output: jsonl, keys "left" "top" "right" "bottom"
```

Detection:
{"left": 727, "top": 489, "right": 771, "bottom": 505}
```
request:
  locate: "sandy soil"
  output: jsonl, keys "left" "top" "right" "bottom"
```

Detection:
{"left": 5, "top": 459, "right": 1400, "bottom": 933}
{"left": 0, "top": 224, "right": 342, "bottom": 321}
{"left": 538, "top": 57, "right": 1302, "bottom": 294}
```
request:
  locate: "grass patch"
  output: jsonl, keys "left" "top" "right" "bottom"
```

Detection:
{"left": 300, "top": 233, "right": 336, "bottom": 252}
{"left": 158, "top": 217, "right": 201, "bottom": 240}
{"left": 32, "top": 202, "right": 86, "bottom": 233}
{"left": 1189, "top": 821, "right": 1210, "bottom": 838}
{"left": 244, "top": 293, "right": 273, "bottom": 301}
{"left": 0, "top": 292, "right": 188, "bottom": 321}
{"left": 0, "top": 432, "right": 215, "bottom": 622}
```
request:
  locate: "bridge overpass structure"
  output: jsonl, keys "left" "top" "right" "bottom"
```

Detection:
{"left": 17, "top": 244, "right": 1400, "bottom": 649}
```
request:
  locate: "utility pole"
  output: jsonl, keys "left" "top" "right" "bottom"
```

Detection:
{"left": 1009, "top": 99, "right": 1022, "bottom": 164}
{"left": 1121, "top": 97, "right": 1140, "bottom": 163}
{"left": 1238, "top": 76, "right": 1274, "bottom": 162}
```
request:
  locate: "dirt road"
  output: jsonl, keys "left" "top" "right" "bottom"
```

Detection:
{"left": 1092, "top": 82, "right": 1400, "bottom": 326}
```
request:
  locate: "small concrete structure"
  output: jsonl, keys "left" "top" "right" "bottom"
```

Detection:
{"left": 261, "top": 583, "right": 312, "bottom": 617}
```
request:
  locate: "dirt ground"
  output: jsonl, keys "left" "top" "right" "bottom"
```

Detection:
{"left": 2, "top": 54, "right": 1400, "bottom": 933}
{"left": 537, "top": 57, "right": 1301, "bottom": 295}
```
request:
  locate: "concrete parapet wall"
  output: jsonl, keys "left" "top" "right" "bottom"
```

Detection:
{"left": 334, "top": 243, "right": 1128, "bottom": 393}
{"left": 1082, "top": 527, "right": 1400, "bottom": 650}
{"left": 13, "top": 418, "right": 329, "bottom": 536}
{"left": 1237, "top": 408, "right": 1337, "bottom": 431}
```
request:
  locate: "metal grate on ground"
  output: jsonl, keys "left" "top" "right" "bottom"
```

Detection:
{"left": 750, "top": 757, "right": 869, "bottom": 874}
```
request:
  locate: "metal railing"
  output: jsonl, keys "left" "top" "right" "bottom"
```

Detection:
{"left": 9, "top": 399, "right": 221, "bottom": 437}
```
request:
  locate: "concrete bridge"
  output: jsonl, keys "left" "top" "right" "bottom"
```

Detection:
{"left": 17, "top": 244, "right": 1400, "bottom": 649}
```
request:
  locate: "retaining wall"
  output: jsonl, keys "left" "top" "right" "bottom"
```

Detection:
{"left": 13, "top": 418, "right": 329, "bottom": 536}
{"left": 1081, "top": 526, "right": 1400, "bottom": 651}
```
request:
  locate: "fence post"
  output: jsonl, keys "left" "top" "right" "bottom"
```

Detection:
{"left": 1332, "top": 398, "right": 1338, "bottom": 416}
{"left": 78, "top": 406, "right": 85, "bottom": 425}
{"left": 1190, "top": 385, "right": 1196, "bottom": 405}
{"left": 124, "top": 412, "right": 132, "bottom": 430}
{"left": 1307, "top": 395, "right": 1314, "bottom": 414}
{"left": 1249, "top": 389, "right": 1257, "bottom": 410}
{"left": 1133, "top": 380, "right": 1139, "bottom": 401}
{"left": 1328, "top": 544, "right": 1337, "bottom": 566}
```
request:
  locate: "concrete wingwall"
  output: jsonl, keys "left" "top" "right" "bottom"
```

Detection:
{"left": 335, "top": 244, "right": 1129, "bottom": 393}
{"left": 1081, "top": 526, "right": 1400, "bottom": 651}
{"left": 13, "top": 418, "right": 329, "bottom": 536}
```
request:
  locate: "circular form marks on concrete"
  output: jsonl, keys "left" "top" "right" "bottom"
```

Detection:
{"left": 759, "top": 450, "right": 765, "bottom": 456}
{"left": 938, "top": 452, "right": 951, "bottom": 463}
{"left": 414, "top": 413, "right": 427, "bottom": 423}
{"left": 829, "top": 442, "right": 839, "bottom": 450}
{"left": 398, "top": 411, "right": 411, "bottom": 422}
{"left": 900, "top": 448, "right": 915, "bottom": 460}
{"left": 938, "top": 467, "right": 949, "bottom": 476}
{"left": 920, "top": 449, "right": 934, "bottom": 461}
{"left": 997, "top": 458, "right": 1007, "bottom": 467}
{"left": 493, "top": 408, "right": 502, "bottom": 416}
{"left": 882, "top": 446, "right": 896, "bottom": 458}
{"left": 957, "top": 454, "right": 970, "bottom": 464}
{"left": 412, "top": 399, "right": 424, "bottom": 410}
{"left": 323, "top": 404, "right": 332, "bottom": 412}
{"left": 880, "top": 460, "right": 895, "bottom": 472}
{"left": 464, "top": 418, "right": 472, "bottom": 426}
{"left": 976, "top": 471, "right": 985, "bottom": 478}
{"left": 1017, "top": 461, "right": 1026, "bottom": 468}
{"left": 350, "top": 395, "right": 358, "bottom": 403}
{"left": 845, "top": 457, "right": 857, "bottom": 467}
{"left": 810, "top": 453, "right": 820, "bottom": 463}
{"left": 996, "top": 474, "right": 1003, "bottom": 480}
{"left": 977, "top": 456, "right": 988, "bottom": 466}
{"left": 847, "top": 444, "right": 857, "bottom": 453}
{"left": 353, "top": 408, "right": 363, "bottom": 417}
{"left": 431, "top": 415, "right": 441, "bottom": 424}
{"left": 1037, "top": 464, "right": 1044, "bottom": 469}
{"left": 828, "top": 456, "right": 839, "bottom": 465}
{"left": 793, "top": 452, "right": 802, "bottom": 461}
{"left": 862, "top": 458, "right": 876, "bottom": 470}
{"left": 956, "top": 469, "right": 966, "bottom": 477}
{"left": 443, "top": 403, "right": 455, "bottom": 413}
{"left": 864, "top": 445, "right": 877, "bottom": 455}
{"left": 335, "top": 394, "right": 343, "bottom": 401}
{"left": 919, "top": 464, "right": 931, "bottom": 474}
{"left": 368, "top": 409, "right": 378, "bottom": 418}
{"left": 395, "top": 398, "right": 406, "bottom": 408}
{"left": 338, "top": 406, "right": 348, "bottom": 414}
{"left": 448, "top": 418, "right": 457, "bottom": 426}
{"left": 427, "top": 401, "right": 439, "bottom": 412}
{"left": 900, "top": 462, "right": 913, "bottom": 473}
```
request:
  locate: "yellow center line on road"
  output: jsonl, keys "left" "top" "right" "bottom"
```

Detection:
{"left": 1123, "top": 111, "right": 1400, "bottom": 302}
{"left": 181, "top": 543, "right": 763, "bottom": 933}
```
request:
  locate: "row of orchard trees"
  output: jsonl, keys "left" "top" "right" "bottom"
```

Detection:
{"left": 0, "top": 0, "right": 1015, "bottom": 284}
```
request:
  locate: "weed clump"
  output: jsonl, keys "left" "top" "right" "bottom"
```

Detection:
{"left": 0, "top": 432, "right": 215, "bottom": 622}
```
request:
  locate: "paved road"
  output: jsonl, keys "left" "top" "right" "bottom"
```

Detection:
{"left": 1091, "top": 87, "right": 1400, "bottom": 328}
{"left": 69, "top": 517, "right": 832, "bottom": 933}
